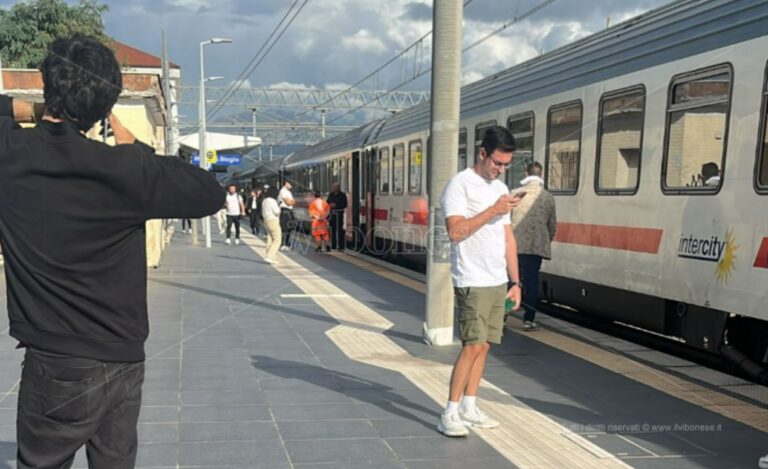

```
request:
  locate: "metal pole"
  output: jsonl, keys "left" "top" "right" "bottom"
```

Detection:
{"left": 162, "top": 31, "right": 172, "bottom": 157}
{"left": 320, "top": 109, "right": 326, "bottom": 140}
{"left": 269, "top": 144, "right": 273, "bottom": 161}
{"left": 0, "top": 53, "right": 4, "bottom": 93}
{"left": 200, "top": 43, "right": 212, "bottom": 249}
{"left": 251, "top": 107, "right": 257, "bottom": 137}
{"left": 424, "top": 0, "right": 462, "bottom": 346}
{"left": 196, "top": 42, "right": 206, "bottom": 247}
{"left": 258, "top": 144, "right": 263, "bottom": 162}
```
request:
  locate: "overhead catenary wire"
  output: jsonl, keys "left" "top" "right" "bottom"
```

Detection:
{"left": 203, "top": 0, "right": 310, "bottom": 124}
{"left": 323, "top": 0, "right": 558, "bottom": 126}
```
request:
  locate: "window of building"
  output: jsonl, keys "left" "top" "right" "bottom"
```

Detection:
{"left": 756, "top": 63, "right": 768, "bottom": 193}
{"left": 596, "top": 87, "right": 645, "bottom": 194}
{"left": 393, "top": 144, "right": 404, "bottom": 194}
{"left": 379, "top": 147, "right": 390, "bottom": 194}
{"left": 663, "top": 65, "right": 731, "bottom": 192}
{"left": 474, "top": 121, "right": 497, "bottom": 163}
{"left": 458, "top": 128, "right": 467, "bottom": 171}
{"left": 408, "top": 140, "right": 423, "bottom": 194}
{"left": 546, "top": 101, "right": 582, "bottom": 194}
{"left": 507, "top": 113, "right": 535, "bottom": 189}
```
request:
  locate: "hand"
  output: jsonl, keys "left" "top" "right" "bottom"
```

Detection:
{"left": 507, "top": 284, "right": 522, "bottom": 311}
{"left": 492, "top": 194, "right": 519, "bottom": 216}
{"left": 108, "top": 113, "right": 136, "bottom": 145}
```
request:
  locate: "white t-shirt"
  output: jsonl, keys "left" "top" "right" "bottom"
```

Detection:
{"left": 440, "top": 168, "right": 511, "bottom": 287}
{"left": 278, "top": 187, "right": 294, "bottom": 209}
{"left": 261, "top": 198, "right": 280, "bottom": 221}
{"left": 225, "top": 193, "right": 243, "bottom": 216}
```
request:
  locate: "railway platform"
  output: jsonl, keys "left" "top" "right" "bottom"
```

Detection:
{"left": 0, "top": 223, "right": 764, "bottom": 468}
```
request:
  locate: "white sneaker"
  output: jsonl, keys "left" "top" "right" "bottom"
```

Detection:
{"left": 279, "top": 246, "right": 289, "bottom": 252}
{"left": 759, "top": 454, "right": 768, "bottom": 469}
{"left": 523, "top": 321, "right": 539, "bottom": 331}
{"left": 264, "top": 258, "right": 276, "bottom": 264}
{"left": 235, "top": 239, "right": 241, "bottom": 245}
{"left": 225, "top": 238, "right": 231, "bottom": 245}
{"left": 460, "top": 407, "right": 499, "bottom": 429}
{"left": 437, "top": 410, "right": 469, "bottom": 437}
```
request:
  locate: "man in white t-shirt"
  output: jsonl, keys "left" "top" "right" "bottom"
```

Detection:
{"left": 277, "top": 181, "right": 295, "bottom": 251}
{"left": 437, "top": 125, "right": 524, "bottom": 437}
{"left": 224, "top": 184, "right": 245, "bottom": 245}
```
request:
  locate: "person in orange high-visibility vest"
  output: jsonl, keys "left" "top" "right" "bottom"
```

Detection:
{"left": 308, "top": 192, "right": 330, "bottom": 253}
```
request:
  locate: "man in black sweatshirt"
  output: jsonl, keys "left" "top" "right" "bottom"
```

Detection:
{"left": 0, "top": 34, "right": 225, "bottom": 468}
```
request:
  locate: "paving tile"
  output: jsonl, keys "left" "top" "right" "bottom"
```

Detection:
{"left": 180, "top": 421, "right": 280, "bottom": 442}
{"left": 181, "top": 405, "right": 272, "bottom": 423}
{"left": 278, "top": 420, "right": 378, "bottom": 440}
{"left": 271, "top": 404, "right": 365, "bottom": 422}
{"left": 179, "top": 440, "right": 288, "bottom": 466}
{"left": 283, "top": 438, "right": 396, "bottom": 464}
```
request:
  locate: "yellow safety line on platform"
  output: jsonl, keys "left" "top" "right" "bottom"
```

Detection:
{"left": 322, "top": 242, "right": 768, "bottom": 435}
{"left": 240, "top": 233, "right": 631, "bottom": 469}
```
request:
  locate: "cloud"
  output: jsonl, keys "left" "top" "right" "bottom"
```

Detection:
{"left": 402, "top": 2, "right": 432, "bottom": 22}
{"left": 341, "top": 30, "right": 388, "bottom": 54}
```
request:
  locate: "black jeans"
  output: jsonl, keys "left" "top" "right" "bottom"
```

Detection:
{"left": 249, "top": 212, "right": 261, "bottom": 235}
{"left": 226, "top": 215, "right": 241, "bottom": 239}
{"left": 280, "top": 209, "right": 294, "bottom": 247}
{"left": 519, "top": 254, "right": 543, "bottom": 322}
{"left": 17, "top": 347, "right": 145, "bottom": 469}
{"left": 329, "top": 213, "right": 344, "bottom": 250}
{"left": 181, "top": 218, "right": 191, "bottom": 230}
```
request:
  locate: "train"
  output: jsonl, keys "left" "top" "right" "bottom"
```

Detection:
{"left": 234, "top": 0, "right": 768, "bottom": 373}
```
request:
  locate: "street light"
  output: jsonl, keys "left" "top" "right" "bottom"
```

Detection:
{"left": 199, "top": 37, "right": 232, "bottom": 248}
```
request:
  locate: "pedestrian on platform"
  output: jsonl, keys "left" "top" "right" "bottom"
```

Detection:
{"left": 327, "top": 182, "right": 347, "bottom": 251}
{"left": 438, "top": 125, "right": 524, "bottom": 437}
{"left": 309, "top": 192, "right": 331, "bottom": 253}
{"left": 0, "top": 33, "right": 224, "bottom": 468}
{"left": 278, "top": 181, "right": 295, "bottom": 251}
{"left": 247, "top": 188, "right": 263, "bottom": 236}
{"left": 181, "top": 218, "right": 192, "bottom": 234}
{"left": 262, "top": 186, "right": 282, "bottom": 263}
{"left": 510, "top": 161, "right": 557, "bottom": 331}
{"left": 224, "top": 184, "right": 245, "bottom": 245}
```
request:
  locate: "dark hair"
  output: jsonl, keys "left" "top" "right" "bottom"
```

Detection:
{"left": 481, "top": 125, "right": 516, "bottom": 155}
{"left": 41, "top": 33, "right": 122, "bottom": 132}
{"left": 526, "top": 161, "right": 543, "bottom": 177}
{"left": 701, "top": 162, "right": 719, "bottom": 180}
{"left": 228, "top": 183, "right": 237, "bottom": 189}
{"left": 266, "top": 186, "right": 280, "bottom": 199}
{"left": 313, "top": 192, "right": 321, "bottom": 198}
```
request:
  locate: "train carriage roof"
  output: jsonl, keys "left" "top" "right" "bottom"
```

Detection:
{"left": 374, "top": 0, "right": 768, "bottom": 143}
{"left": 283, "top": 119, "right": 385, "bottom": 168}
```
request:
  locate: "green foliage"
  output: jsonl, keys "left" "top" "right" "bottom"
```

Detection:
{"left": 0, "top": 0, "right": 109, "bottom": 69}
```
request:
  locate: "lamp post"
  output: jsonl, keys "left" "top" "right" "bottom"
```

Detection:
{"left": 199, "top": 37, "right": 232, "bottom": 248}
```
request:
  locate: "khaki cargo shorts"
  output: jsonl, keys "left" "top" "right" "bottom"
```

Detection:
{"left": 454, "top": 283, "right": 507, "bottom": 345}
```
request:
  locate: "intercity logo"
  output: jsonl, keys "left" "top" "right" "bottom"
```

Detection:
{"left": 677, "top": 229, "right": 738, "bottom": 284}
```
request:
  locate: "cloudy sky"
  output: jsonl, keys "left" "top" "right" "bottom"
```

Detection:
{"left": 96, "top": 0, "right": 673, "bottom": 127}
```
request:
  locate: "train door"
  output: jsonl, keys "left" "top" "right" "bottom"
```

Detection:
{"left": 363, "top": 147, "right": 377, "bottom": 248}
{"left": 351, "top": 151, "right": 362, "bottom": 248}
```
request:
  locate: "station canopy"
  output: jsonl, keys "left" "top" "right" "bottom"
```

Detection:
{"left": 178, "top": 132, "right": 261, "bottom": 154}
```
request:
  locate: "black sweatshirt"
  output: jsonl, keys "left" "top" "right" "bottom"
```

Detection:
{"left": 0, "top": 96, "right": 225, "bottom": 362}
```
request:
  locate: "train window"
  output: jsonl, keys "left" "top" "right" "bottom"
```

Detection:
{"left": 458, "top": 128, "right": 467, "bottom": 171}
{"left": 507, "top": 113, "right": 535, "bottom": 189}
{"left": 596, "top": 87, "right": 645, "bottom": 194}
{"left": 475, "top": 121, "right": 497, "bottom": 164}
{"left": 408, "top": 140, "right": 423, "bottom": 195}
{"left": 546, "top": 101, "right": 582, "bottom": 194}
{"left": 756, "top": 63, "right": 768, "bottom": 193}
{"left": 379, "top": 147, "right": 390, "bottom": 194}
{"left": 393, "top": 144, "right": 405, "bottom": 194}
{"left": 663, "top": 65, "right": 731, "bottom": 193}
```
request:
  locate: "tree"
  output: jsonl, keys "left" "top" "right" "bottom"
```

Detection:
{"left": 0, "top": 0, "right": 109, "bottom": 69}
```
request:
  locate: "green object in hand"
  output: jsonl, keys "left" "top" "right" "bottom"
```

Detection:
{"left": 505, "top": 297, "right": 516, "bottom": 312}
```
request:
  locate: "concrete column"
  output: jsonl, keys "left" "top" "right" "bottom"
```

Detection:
{"left": 423, "top": 0, "right": 463, "bottom": 346}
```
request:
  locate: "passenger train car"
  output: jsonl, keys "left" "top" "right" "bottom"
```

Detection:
{"left": 237, "top": 0, "right": 768, "bottom": 370}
